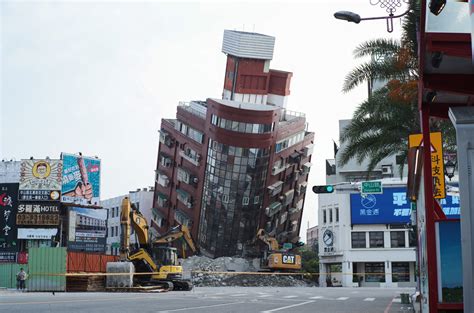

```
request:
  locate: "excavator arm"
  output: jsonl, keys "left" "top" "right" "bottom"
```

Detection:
{"left": 153, "top": 224, "right": 197, "bottom": 257}
{"left": 256, "top": 228, "right": 280, "bottom": 251}
{"left": 119, "top": 197, "right": 149, "bottom": 260}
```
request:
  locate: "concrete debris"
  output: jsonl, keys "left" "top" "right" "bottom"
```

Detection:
{"left": 180, "top": 256, "right": 317, "bottom": 287}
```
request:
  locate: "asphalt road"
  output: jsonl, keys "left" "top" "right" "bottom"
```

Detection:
{"left": 0, "top": 287, "right": 415, "bottom": 313}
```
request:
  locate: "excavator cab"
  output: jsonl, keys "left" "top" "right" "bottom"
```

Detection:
{"left": 151, "top": 246, "right": 179, "bottom": 267}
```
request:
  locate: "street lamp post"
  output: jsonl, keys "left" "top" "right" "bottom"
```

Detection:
{"left": 334, "top": 0, "right": 411, "bottom": 33}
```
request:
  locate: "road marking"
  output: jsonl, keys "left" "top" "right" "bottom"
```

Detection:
{"left": 392, "top": 298, "right": 401, "bottom": 303}
{"left": 364, "top": 298, "right": 376, "bottom": 301}
{"left": 230, "top": 293, "right": 247, "bottom": 297}
{"left": 258, "top": 294, "right": 272, "bottom": 298}
{"left": 337, "top": 297, "right": 349, "bottom": 300}
{"left": 158, "top": 301, "right": 245, "bottom": 313}
{"left": 260, "top": 300, "right": 315, "bottom": 313}
{"left": 384, "top": 297, "right": 395, "bottom": 313}
{"left": 283, "top": 295, "right": 298, "bottom": 298}
{"left": 309, "top": 296, "right": 323, "bottom": 299}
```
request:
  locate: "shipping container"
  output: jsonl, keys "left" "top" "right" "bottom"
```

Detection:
{"left": 27, "top": 247, "right": 66, "bottom": 291}
{"left": 0, "top": 263, "right": 29, "bottom": 289}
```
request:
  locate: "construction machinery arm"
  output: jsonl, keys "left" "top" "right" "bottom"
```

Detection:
{"left": 119, "top": 197, "right": 149, "bottom": 260}
{"left": 153, "top": 224, "right": 197, "bottom": 256}
{"left": 256, "top": 228, "right": 280, "bottom": 251}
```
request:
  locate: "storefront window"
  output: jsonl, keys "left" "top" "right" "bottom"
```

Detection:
{"left": 392, "top": 262, "right": 410, "bottom": 282}
{"left": 365, "top": 262, "right": 385, "bottom": 282}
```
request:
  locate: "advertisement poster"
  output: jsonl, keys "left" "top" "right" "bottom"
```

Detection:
{"left": 68, "top": 207, "right": 106, "bottom": 252}
{"left": 61, "top": 153, "right": 101, "bottom": 206}
{"left": 16, "top": 203, "right": 60, "bottom": 226}
{"left": 19, "top": 159, "right": 62, "bottom": 201}
{"left": 0, "top": 183, "right": 19, "bottom": 261}
{"left": 437, "top": 221, "right": 463, "bottom": 303}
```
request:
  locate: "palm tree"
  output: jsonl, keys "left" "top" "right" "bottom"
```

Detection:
{"left": 338, "top": 0, "right": 455, "bottom": 176}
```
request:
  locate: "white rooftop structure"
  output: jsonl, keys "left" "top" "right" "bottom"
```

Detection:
{"left": 222, "top": 30, "right": 275, "bottom": 60}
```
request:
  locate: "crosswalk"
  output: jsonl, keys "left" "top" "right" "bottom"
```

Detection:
{"left": 201, "top": 292, "right": 390, "bottom": 303}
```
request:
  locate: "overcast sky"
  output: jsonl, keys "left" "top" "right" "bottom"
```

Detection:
{"left": 1, "top": 0, "right": 402, "bottom": 240}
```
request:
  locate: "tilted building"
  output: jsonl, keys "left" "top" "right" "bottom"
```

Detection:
{"left": 153, "top": 30, "right": 314, "bottom": 258}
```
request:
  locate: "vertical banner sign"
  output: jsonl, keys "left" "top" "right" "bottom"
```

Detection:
{"left": 61, "top": 153, "right": 101, "bottom": 206}
{"left": 68, "top": 207, "right": 107, "bottom": 252}
{"left": 0, "top": 183, "right": 19, "bottom": 262}
{"left": 409, "top": 132, "right": 446, "bottom": 199}
{"left": 19, "top": 159, "right": 63, "bottom": 201}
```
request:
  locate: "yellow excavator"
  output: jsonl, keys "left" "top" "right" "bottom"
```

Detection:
{"left": 255, "top": 229, "right": 302, "bottom": 271}
{"left": 117, "top": 197, "right": 195, "bottom": 290}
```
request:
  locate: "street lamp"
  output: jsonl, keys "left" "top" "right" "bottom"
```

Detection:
{"left": 444, "top": 160, "right": 456, "bottom": 181}
{"left": 334, "top": 0, "right": 411, "bottom": 33}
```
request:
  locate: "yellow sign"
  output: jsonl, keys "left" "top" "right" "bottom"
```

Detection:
{"left": 408, "top": 132, "right": 445, "bottom": 199}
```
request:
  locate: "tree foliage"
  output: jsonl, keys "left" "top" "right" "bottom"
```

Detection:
{"left": 338, "top": 0, "right": 456, "bottom": 174}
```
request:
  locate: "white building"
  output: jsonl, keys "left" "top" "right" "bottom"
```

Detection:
{"left": 306, "top": 224, "right": 318, "bottom": 249}
{"left": 318, "top": 120, "right": 417, "bottom": 288}
{"left": 101, "top": 188, "right": 154, "bottom": 255}
{"left": 0, "top": 160, "right": 20, "bottom": 183}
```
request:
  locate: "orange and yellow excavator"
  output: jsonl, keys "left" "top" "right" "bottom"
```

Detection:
{"left": 256, "top": 229, "right": 302, "bottom": 271}
{"left": 117, "top": 197, "right": 194, "bottom": 290}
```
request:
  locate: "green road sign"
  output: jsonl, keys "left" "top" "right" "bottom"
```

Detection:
{"left": 361, "top": 181, "right": 383, "bottom": 194}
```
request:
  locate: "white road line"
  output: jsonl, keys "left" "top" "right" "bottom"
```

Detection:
{"left": 309, "top": 296, "right": 323, "bottom": 299}
{"left": 283, "top": 295, "right": 298, "bottom": 298}
{"left": 157, "top": 301, "right": 245, "bottom": 313}
{"left": 337, "top": 297, "right": 349, "bottom": 301}
{"left": 260, "top": 300, "right": 315, "bottom": 313}
{"left": 258, "top": 294, "right": 273, "bottom": 298}
{"left": 392, "top": 298, "right": 402, "bottom": 303}
{"left": 230, "top": 293, "right": 247, "bottom": 297}
{"left": 364, "top": 298, "right": 376, "bottom": 301}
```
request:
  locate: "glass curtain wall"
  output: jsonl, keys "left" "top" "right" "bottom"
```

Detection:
{"left": 198, "top": 139, "right": 270, "bottom": 257}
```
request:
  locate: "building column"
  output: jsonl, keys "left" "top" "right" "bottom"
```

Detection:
{"left": 385, "top": 261, "right": 393, "bottom": 286}
{"left": 319, "top": 263, "right": 328, "bottom": 287}
{"left": 342, "top": 261, "right": 353, "bottom": 287}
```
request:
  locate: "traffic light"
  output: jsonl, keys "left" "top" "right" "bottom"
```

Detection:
{"left": 312, "top": 185, "right": 335, "bottom": 194}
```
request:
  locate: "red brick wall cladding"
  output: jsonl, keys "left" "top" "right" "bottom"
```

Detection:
{"left": 268, "top": 70, "right": 292, "bottom": 96}
{"left": 153, "top": 118, "right": 207, "bottom": 241}
{"left": 67, "top": 252, "right": 118, "bottom": 273}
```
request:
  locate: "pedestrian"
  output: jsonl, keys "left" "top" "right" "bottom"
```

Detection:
{"left": 17, "top": 268, "right": 28, "bottom": 291}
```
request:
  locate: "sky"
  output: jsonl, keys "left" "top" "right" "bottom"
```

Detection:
{"left": 1, "top": 0, "right": 403, "bottom": 241}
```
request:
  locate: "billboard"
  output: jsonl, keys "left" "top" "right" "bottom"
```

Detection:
{"left": 0, "top": 184, "right": 19, "bottom": 258}
{"left": 61, "top": 153, "right": 101, "bottom": 206}
{"left": 16, "top": 203, "right": 60, "bottom": 226}
{"left": 351, "top": 187, "right": 460, "bottom": 224}
{"left": 19, "top": 159, "right": 62, "bottom": 201}
{"left": 68, "top": 207, "right": 106, "bottom": 253}
{"left": 437, "top": 221, "right": 463, "bottom": 303}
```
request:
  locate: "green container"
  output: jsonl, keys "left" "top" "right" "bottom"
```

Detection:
{"left": 27, "top": 247, "right": 66, "bottom": 291}
{"left": 0, "top": 264, "right": 29, "bottom": 289}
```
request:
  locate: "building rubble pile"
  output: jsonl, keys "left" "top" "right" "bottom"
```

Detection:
{"left": 181, "top": 256, "right": 317, "bottom": 287}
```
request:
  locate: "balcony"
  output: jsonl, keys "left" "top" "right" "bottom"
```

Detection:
{"left": 179, "top": 150, "right": 200, "bottom": 166}
{"left": 178, "top": 101, "right": 207, "bottom": 119}
{"left": 176, "top": 188, "right": 193, "bottom": 208}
